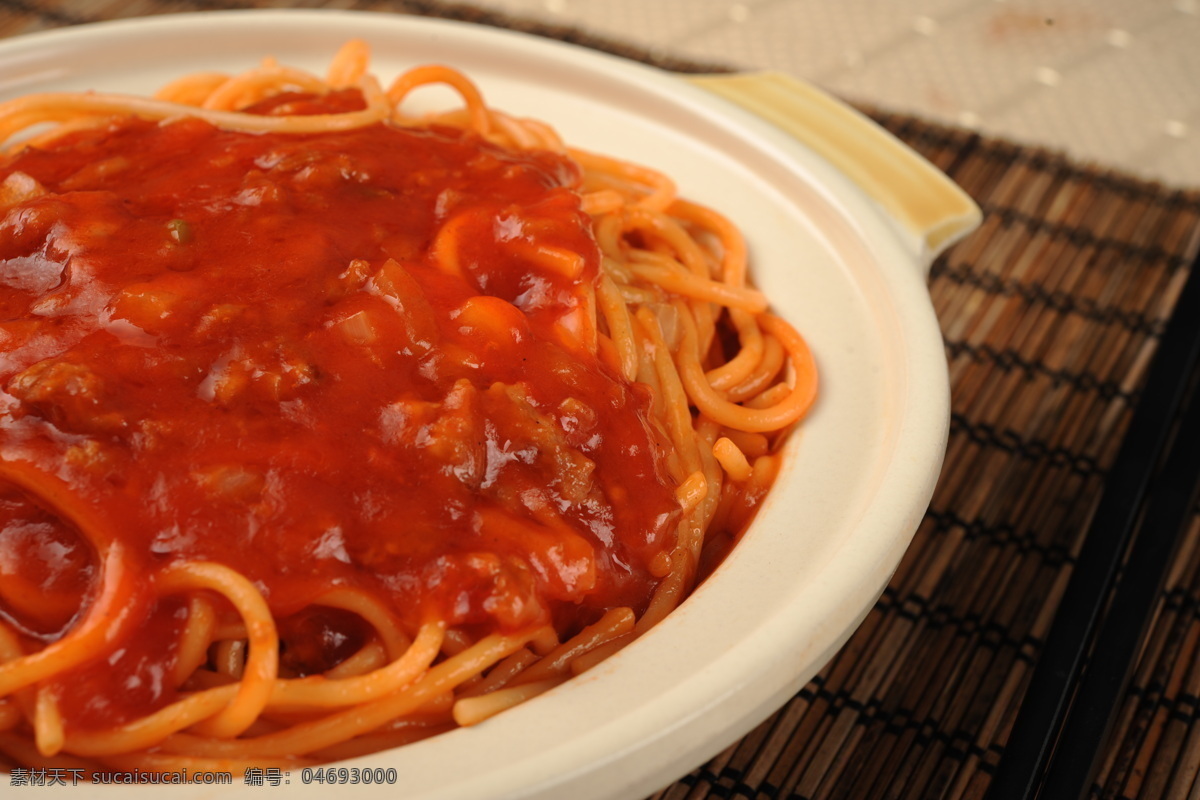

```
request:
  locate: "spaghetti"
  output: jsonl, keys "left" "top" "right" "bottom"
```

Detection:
{"left": 0, "top": 42, "right": 816, "bottom": 775}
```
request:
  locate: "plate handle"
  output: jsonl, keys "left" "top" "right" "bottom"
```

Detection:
{"left": 688, "top": 72, "right": 981, "bottom": 273}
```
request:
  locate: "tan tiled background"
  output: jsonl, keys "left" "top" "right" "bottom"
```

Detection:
{"left": 467, "top": 0, "right": 1200, "bottom": 188}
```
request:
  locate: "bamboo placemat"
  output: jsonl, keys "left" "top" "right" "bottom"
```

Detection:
{"left": 651, "top": 123, "right": 1200, "bottom": 800}
{"left": 2, "top": 1, "right": 1200, "bottom": 798}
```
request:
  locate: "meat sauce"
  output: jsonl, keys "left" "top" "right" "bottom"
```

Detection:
{"left": 0, "top": 91, "right": 680, "bottom": 727}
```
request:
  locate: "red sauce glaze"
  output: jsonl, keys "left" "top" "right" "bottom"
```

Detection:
{"left": 0, "top": 92, "right": 680, "bottom": 727}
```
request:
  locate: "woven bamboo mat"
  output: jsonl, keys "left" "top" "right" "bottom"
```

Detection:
{"left": 649, "top": 123, "right": 1200, "bottom": 800}
{"left": 2, "top": 1, "right": 1200, "bottom": 798}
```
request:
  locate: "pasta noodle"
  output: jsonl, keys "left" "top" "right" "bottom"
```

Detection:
{"left": 0, "top": 41, "right": 816, "bottom": 776}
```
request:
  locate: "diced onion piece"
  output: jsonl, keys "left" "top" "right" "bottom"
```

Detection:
{"left": 0, "top": 171, "right": 46, "bottom": 211}
{"left": 332, "top": 308, "right": 379, "bottom": 346}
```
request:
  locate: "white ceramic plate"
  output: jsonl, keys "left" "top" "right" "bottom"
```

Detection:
{"left": 0, "top": 10, "right": 965, "bottom": 799}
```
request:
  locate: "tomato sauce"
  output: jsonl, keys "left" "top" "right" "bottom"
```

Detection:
{"left": 0, "top": 92, "right": 679, "bottom": 726}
